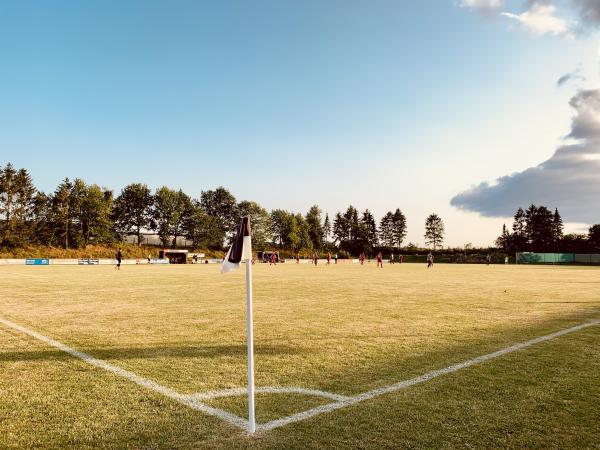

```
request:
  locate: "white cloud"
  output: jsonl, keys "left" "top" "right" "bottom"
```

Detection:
{"left": 460, "top": 0, "right": 505, "bottom": 14}
{"left": 450, "top": 89, "right": 600, "bottom": 223}
{"left": 501, "top": 3, "right": 568, "bottom": 35}
{"left": 459, "top": 0, "right": 600, "bottom": 34}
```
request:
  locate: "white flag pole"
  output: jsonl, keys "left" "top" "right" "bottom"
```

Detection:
{"left": 245, "top": 254, "right": 256, "bottom": 433}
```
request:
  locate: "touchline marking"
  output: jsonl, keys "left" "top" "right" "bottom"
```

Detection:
{"left": 257, "top": 319, "right": 600, "bottom": 432}
{"left": 0, "top": 317, "right": 248, "bottom": 431}
{"left": 1, "top": 316, "right": 598, "bottom": 433}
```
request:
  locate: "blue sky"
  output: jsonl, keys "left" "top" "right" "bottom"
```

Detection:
{"left": 1, "top": 0, "right": 599, "bottom": 246}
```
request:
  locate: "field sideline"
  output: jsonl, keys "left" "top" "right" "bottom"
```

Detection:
{"left": 1, "top": 263, "right": 599, "bottom": 449}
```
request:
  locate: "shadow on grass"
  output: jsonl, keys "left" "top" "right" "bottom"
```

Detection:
{"left": 278, "top": 310, "right": 600, "bottom": 395}
{"left": 1, "top": 310, "right": 599, "bottom": 449}
{"left": 0, "top": 343, "right": 303, "bottom": 362}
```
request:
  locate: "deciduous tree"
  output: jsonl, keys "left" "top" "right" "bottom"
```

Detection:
{"left": 113, "top": 183, "right": 154, "bottom": 245}
{"left": 270, "top": 209, "right": 291, "bottom": 247}
{"left": 183, "top": 201, "right": 224, "bottom": 249}
{"left": 153, "top": 187, "right": 192, "bottom": 247}
{"left": 238, "top": 200, "right": 271, "bottom": 248}
{"left": 77, "top": 184, "right": 114, "bottom": 247}
{"left": 200, "top": 187, "right": 238, "bottom": 238}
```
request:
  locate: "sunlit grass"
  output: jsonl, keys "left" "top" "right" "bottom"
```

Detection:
{"left": 0, "top": 263, "right": 598, "bottom": 448}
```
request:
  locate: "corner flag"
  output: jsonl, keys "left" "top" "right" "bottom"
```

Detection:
{"left": 221, "top": 216, "right": 252, "bottom": 273}
{"left": 221, "top": 216, "right": 256, "bottom": 433}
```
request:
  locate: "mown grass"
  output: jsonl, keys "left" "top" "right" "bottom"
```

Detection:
{"left": 0, "top": 263, "right": 598, "bottom": 449}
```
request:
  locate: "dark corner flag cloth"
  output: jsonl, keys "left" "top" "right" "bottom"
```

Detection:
{"left": 222, "top": 216, "right": 252, "bottom": 273}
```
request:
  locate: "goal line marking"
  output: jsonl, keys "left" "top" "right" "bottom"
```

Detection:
{"left": 1, "top": 316, "right": 597, "bottom": 433}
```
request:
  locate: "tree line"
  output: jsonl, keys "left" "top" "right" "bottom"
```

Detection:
{"left": 0, "top": 162, "right": 447, "bottom": 254}
{"left": 496, "top": 205, "right": 600, "bottom": 253}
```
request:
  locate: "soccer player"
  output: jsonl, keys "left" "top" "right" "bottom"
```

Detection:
{"left": 427, "top": 252, "right": 434, "bottom": 268}
{"left": 296, "top": 252, "right": 300, "bottom": 264}
{"left": 270, "top": 252, "right": 276, "bottom": 266}
{"left": 376, "top": 252, "right": 383, "bottom": 268}
{"left": 327, "top": 252, "right": 331, "bottom": 265}
{"left": 115, "top": 248, "right": 122, "bottom": 270}
{"left": 486, "top": 254, "right": 491, "bottom": 266}
{"left": 313, "top": 252, "right": 318, "bottom": 266}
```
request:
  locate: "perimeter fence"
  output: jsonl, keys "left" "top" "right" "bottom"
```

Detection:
{"left": 516, "top": 253, "right": 600, "bottom": 265}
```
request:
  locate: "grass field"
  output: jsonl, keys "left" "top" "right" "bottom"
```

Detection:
{"left": 1, "top": 263, "right": 599, "bottom": 449}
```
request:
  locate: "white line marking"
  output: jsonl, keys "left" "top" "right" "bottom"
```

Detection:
{"left": 192, "top": 386, "right": 351, "bottom": 402}
{"left": 257, "top": 319, "right": 600, "bottom": 431}
{"left": 0, "top": 317, "right": 248, "bottom": 431}
{"left": 1, "top": 316, "right": 598, "bottom": 433}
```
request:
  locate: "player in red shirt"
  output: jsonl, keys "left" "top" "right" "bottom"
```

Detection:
{"left": 376, "top": 252, "right": 383, "bottom": 268}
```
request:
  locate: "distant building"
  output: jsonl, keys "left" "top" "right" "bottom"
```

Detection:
{"left": 124, "top": 233, "right": 193, "bottom": 247}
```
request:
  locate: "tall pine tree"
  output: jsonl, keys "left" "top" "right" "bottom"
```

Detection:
{"left": 391, "top": 208, "right": 407, "bottom": 250}
{"left": 512, "top": 207, "right": 527, "bottom": 251}
{"left": 379, "top": 212, "right": 395, "bottom": 248}
{"left": 360, "top": 209, "right": 378, "bottom": 253}
{"left": 0, "top": 164, "right": 37, "bottom": 246}
{"left": 424, "top": 213, "right": 444, "bottom": 250}
{"left": 552, "top": 208, "right": 564, "bottom": 246}
{"left": 323, "top": 213, "right": 331, "bottom": 245}
{"left": 52, "top": 178, "right": 75, "bottom": 248}
{"left": 305, "top": 205, "right": 324, "bottom": 249}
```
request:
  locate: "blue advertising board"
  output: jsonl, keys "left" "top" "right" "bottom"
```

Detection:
{"left": 25, "top": 258, "right": 49, "bottom": 265}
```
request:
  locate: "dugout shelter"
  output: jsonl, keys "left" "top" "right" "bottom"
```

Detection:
{"left": 159, "top": 249, "right": 188, "bottom": 264}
